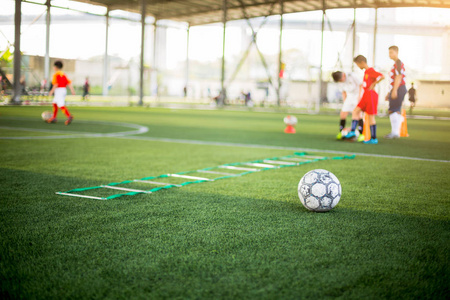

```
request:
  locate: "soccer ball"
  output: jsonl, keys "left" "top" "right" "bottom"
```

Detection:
{"left": 298, "top": 169, "right": 341, "bottom": 212}
{"left": 41, "top": 111, "right": 52, "bottom": 121}
{"left": 284, "top": 115, "right": 297, "bottom": 126}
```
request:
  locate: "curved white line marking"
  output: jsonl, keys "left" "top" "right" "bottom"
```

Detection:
{"left": 0, "top": 119, "right": 148, "bottom": 139}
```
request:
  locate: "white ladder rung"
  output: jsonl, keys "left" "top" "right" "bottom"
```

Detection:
{"left": 102, "top": 185, "right": 152, "bottom": 193}
{"left": 134, "top": 180, "right": 181, "bottom": 187}
{"left": 219, "top": 166, "right": 259, "bottom": 171}
{"left": 169, "top": 174, "right": 211, "bottom": 181}
{"left": 197, "top": 170, "right": 236, "bottom": 176}
{"left": 301, "top": 155, "right": 326, "bottom": 159}
{"left": 245, "top": 163, "right": 277, "bottom": 168}
{"left": 281, "top": 157, "right": 312, "bottom": 162}
{"left": 263, "top": 160, "right": 297, "bottom": 165}
{"left": 56, "top": 192, "right": 107, "bottom": 200}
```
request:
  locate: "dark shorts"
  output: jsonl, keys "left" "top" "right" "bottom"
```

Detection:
{"left": 389, "top": 85, "right": 407, "bottom": 113}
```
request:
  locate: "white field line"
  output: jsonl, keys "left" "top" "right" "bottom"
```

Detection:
{"left": 0, "top": 118, "right": 148, "bottom": 139}
{"left": 117, "top": 135, "right": 450, "bottom": 163}
{"left": 0, "top": 126, "right": 88, "bottom": 135}
{"left": 2, "top": 117, "right": 448, "bottom": 163}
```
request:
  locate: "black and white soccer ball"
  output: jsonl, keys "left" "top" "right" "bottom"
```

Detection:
{"left": 298, "top": 169, "right": 341, "bottom": 212}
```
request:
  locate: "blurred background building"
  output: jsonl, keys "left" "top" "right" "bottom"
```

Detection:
{"left": 1, "top": 0, "right": 449, "bottom": 108}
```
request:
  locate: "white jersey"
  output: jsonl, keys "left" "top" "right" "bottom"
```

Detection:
{"left": 339, "top": 72, "right": 362, "bottom": 112}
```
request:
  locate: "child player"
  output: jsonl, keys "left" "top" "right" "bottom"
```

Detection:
{"left": 345, "top": 55, "right": 384, "bottom": 144}
{"left": 385, "top": 45, "right": 407, "bottom": 139}
{"left": 332, "top": 71, "right": 364, "bottom": 141}
{"left": 47, "top": 61, "right": 75, "bottom": 125}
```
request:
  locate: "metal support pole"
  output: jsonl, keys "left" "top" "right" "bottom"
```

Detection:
{"left": 352, "top": 7, "right": 356, "bottom": 71}
{"left": 185, "top": 25, "right": 190, "bottom": 96}
{"left": 318, "top": 0, "right": 326, "bottom": 112}
{"left": 102, "top": 7, "right": 110, "bottom": 96}
{"left": 220, "top": 0, "right": 227, "bottom": 104}
{"left": 44, "top": 0, "right": 51, "bottom": 89}
{"left": 12, "top": 0, "right": 22, "bottom": 103}
{"left": 372, "top": 8, "right": 378, "bottom": 66}
{"left": 277, "top": 0, "right": 284, "bottom": 106}
{"left": 153, "top": 19, "right": 158, "bottom": 97}
{"left": 138, "top": 0, "right": 145, "bottom": 106}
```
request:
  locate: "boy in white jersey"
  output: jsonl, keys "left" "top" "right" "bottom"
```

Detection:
{"left": 332, "top": 71, "right": 364, "bottom": 141}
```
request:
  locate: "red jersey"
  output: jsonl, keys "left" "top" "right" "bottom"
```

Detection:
{"left": 362, "top": 68, "right": 383, "bottom": 91}
{"left": 389, "top": 59, "right": 406, "bottom": 91}
{"left": 52, "top": 71, "right": 71, "bottom": 88}
{"left": 358, "top": 67, "right": 383, "bottom": 115}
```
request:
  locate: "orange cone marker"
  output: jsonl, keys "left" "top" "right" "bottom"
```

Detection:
{"left": 284, "top": 125, "right": 296, "bottom": 134}
{"left": 400, "top": 109, "right": 409, "bottom": 137}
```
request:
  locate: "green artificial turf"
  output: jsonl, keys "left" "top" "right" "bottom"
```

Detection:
{"left": 1, "top": 106, "right": 449, "bottom": 299}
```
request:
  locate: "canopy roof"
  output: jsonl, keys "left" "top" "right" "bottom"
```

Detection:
{"left": 75, "top": 0, "right": 450, "bottom": 25}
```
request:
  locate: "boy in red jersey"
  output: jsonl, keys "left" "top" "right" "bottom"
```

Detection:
{"left": 385, "top": 46, "right": 407, "bottom": 139}
{"left": 344, "top": 55, "right": 384, "bottom": 144}
{"left": 47, "top": 61, "right": 75, "bottom": 125}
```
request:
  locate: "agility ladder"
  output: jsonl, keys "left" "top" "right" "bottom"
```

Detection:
{"left": 56, "top": 152, "right": 355, "bottom": 200}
